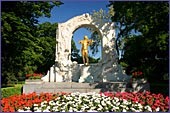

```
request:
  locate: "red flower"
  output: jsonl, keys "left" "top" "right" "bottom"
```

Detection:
{"left": 152, "top": 105, "right": 156, "bottom": 110}
{"left": 1, "top": 91, "right": 169, "bottom": 112}
{"left": 139, "top": 100, "right": 145, "bottom": 105}
{"left": 132, "top": 71, "right": 143, "bottom": 78}
{"left": 9, "top": 107, "right": 15, "bottom": 112}
{"left": 26, "top": 73, "right": 42, "bottom": 79}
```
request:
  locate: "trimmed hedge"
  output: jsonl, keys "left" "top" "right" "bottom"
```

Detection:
{"left": 1, "top": 84, "right": 23, "bottom": 98}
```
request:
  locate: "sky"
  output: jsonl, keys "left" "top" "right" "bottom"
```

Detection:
{"left": 38, "top": 0, "right": 110, "bottom": 59}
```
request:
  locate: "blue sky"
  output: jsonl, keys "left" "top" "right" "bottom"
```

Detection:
{"left": 39, "top": 0, "right": 109, "bottom": 23}
{"left": 38, "top": 0, "right": 110, "bottom": 59}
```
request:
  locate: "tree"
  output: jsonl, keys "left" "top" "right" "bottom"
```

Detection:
{"left": 108, "top": 1, "right": 168, "bottom": 81}
{"left": 89, "top": 31, "right": 101, "bottom": 56}
{"left": 1, "top": 1, "right": 63, "bottom": 85}
{"left": 34, "top": 22, "right": 58, "bottom": 74}
{"left": 71, "top": 37, "right": 81, "bottom": 63}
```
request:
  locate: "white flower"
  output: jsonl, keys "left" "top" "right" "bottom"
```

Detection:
{"left": 52, "top": 106, "right": 59, "bottom": 111}
{"left": 41, "top": 101, "right": 47, "bottom": 107}
{"left": 106, "top": 100, "right": 112, "bottom": 105}
{"left": 94, "top": 99, "right": 100, "bottom": 103}
{"left": 24, "top": 106, "right": 30, "bottom": 110}
{"left": 55, "top": 101, "right": 62, "bottom": 106}
{"left": 90, "top": 106, "right": 96, "bottom": 110}
{"left": 34, "top": 104, "right": 39, "bottom": 107}
{"left": 122, "top": 109, "right": 127, "bottom": 112}
{"left": 101, "top": 100, "right": 106, "bottom": 106}
{"left": 63, "top": 95, "right": 66, "bottom": 98}
{"left": 120, "top": 104, "right": 126, "bottom": 108}
{"left": 23, "top": 110, "right": 32, "bottom": 112}
{"left": 97, "top": 107, "right": 103, "bottom": 111}
{"left": 156, "top": 107, "right": 160, "bottom": 112}
{"left": 56, "top": 96, "right": 61, "bottom": 100}
{"left": 116, "top": 102, "right": 120, "bottom": 106}
{"left": 18, "top": 109, "right": 25, "bottom": 112}
{"left": 112, "top": 106, "right": 119, "bottom": 111}
{"left": 49, "top": 100, "right": 56, "bottom": 106}
{"left": 42, "top": 109, "right": 50, "bottom": 112}
{"left": 34, "top": 106, "right": 42, "bottom": 112}
{"left": 68, "top": 109, "right": 73, "bottom": 112}
{"left": 98, "top": 104, "right": 103, "bottom": 108}
{"left": 144, "top": 105, "right": 152, "bottom": 112}
{"left": 87, "top": 110, "right": 98, "bottom": 112}
{"left": 122, "top": 99, "right": 129, "bottom": 105}
{"left": 66, "top": 96, "right": 73, "bottom": 100}
{"left": 130, "top": 107, "right": 136, "bottom": 111}
{"left": 125, "top": 106, "right": 129, "bottom": 110}
{"left": 137, "top": 103, "right": 143, "bottom": 109}
{"left": 134, "top": 110, "right": 141, "bottom": 112}
{"left": 114, "top": 97, "right": 119, "bottom": 102}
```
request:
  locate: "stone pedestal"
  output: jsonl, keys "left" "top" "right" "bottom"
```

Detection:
{"left": 23, "top": 80, "right": 150, "bottom": 94}
{"left": 23, "top": 81, "right": 134, "bottom": 94}
{"left": 41, "top": 65, "right": 63, "bottom": 82}
{"left": 131, "top": 78, "right": 150, "bottom": 92}
{"left": 79, "top": 65, "right": 93, "bottom": 83}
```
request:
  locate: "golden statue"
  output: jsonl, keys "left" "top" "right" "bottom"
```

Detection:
{"left": 79, "top": 35, "right": 94, "bottom": 65}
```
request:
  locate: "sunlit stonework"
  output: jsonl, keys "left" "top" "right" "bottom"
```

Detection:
{"left": 41, "top": 13, "right": 131, "bottom": 83}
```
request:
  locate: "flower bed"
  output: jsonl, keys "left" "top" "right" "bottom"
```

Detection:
{"left": 26, "top": 73, "right": 42, "bottom": 80}
{"left": 1, "top": 91, "right": 169, "bottom": 112}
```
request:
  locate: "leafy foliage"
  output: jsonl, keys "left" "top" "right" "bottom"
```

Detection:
{"left": 1, "top": 1, "right": 63, "bottom": 85}
{"left": 34, "top": 22, "right": 57, "bottom": 74}
{"left": 89, "top": 31, "right": 101, "bottom": 56}
{"left": 1, "top": 84, "right": 23, "bottom": 98}
{"left": 108, "top": 1, "right": 169, "bottom": 81}
{"left": 71, "top": 37, "right": 81, "bottom": 62}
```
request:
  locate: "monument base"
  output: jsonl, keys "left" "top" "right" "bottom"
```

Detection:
{"left": 41, "top": 62, "right": 131, "bottom": 83}
{"left": 79, "top": 65, "right": 93, "bottom": 83}
{"left": 23, "top": 80, "right": 150, "bottom": 94}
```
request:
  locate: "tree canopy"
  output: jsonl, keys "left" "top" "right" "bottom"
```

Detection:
{"left": 2, "top": 1, "right": 168, "bottom": 86}
{"left": 1, "top": 1, "right": 63, "bottom": 85}
{"left": 108, "top": 1, "right": 169, "bottom": 81}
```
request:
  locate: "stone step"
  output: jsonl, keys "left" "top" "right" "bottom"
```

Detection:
{"left": 23, "top": 81, "right": 133, "bottom": 94}
{"left": 23, "top": 81, "right": 149, "bottom": 94}
{"left": 40, "top": 82, "right": 129, "bottom": 89}
{"left": 34, "top": 88, "right": 101, "bottom": 94}
{"left": 34, "top": 87, "right": 133, "bottom": 94}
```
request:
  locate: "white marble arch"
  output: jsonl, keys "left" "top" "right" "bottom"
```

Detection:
{"left": 55, "top": 13, "right": 115, "bottom": 63}
{"left": 41, "top": 13, "right": 131, "bottom": 83}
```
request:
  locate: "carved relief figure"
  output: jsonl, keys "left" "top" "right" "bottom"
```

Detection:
{"left": 79, "top": 35, "right": 94, "bottom": 65}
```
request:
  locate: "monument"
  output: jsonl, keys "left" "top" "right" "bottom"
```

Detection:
{"left": 41, "top": 13, "right": 130, "bottom": 83}
{"left": 23, "top": 13, "right": 150, "bottom": 94}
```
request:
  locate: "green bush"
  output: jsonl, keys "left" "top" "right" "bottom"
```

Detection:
{"left": 1, "top": 84, "right": 23, "bottom": 98}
